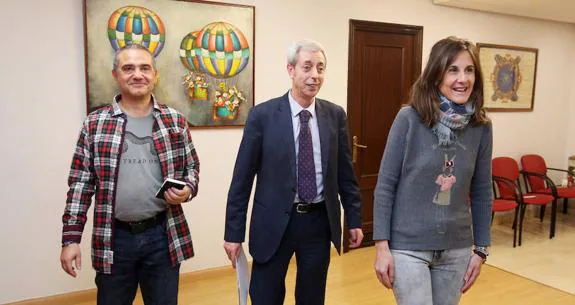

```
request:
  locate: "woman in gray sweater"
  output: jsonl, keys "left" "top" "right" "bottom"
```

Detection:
{"left": 373, "top": 36, "right": 492, "bottom": 305}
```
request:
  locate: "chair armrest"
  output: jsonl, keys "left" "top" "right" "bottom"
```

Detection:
{"left": 492, "top": 175, "right": 521, "bottom": 201}
{"left": 520, "top": 170, "right": 558, "bottom": 197}
{"left": 547, "top": 167, "right": 575, "bottom": 177}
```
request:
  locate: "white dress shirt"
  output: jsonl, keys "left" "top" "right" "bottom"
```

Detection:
{"left": 288, "top": 91, "right": 324, "bottom": 203}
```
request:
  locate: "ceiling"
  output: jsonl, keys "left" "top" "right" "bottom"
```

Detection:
{"left": 433, "top": 0, "right": 575, "bottom": 24}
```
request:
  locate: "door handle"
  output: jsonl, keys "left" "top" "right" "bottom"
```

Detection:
{"left": 352, "top": 136, "right": 368, "bottom": 163}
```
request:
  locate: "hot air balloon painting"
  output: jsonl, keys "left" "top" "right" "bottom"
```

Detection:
{"left": 84, "top": 0, "right": 254, "bottom": 127}
{"left": 179, "top": 21, "right": 251, "bottom": 122}
{"left": 107, "top": 6, "right": 166, "bottom": 57}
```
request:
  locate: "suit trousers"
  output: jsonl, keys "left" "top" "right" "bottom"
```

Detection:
{"left": 249, "top": 204, "right": 331, "bottom": 305}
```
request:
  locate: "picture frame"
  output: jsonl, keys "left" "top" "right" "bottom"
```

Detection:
{"left": 477, "top": 43, "right": 538, "bottom": 112}
{"left": 83, "top": 0, "right": 255, "bottom": 127}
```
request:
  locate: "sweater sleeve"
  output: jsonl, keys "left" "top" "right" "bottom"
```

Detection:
{"left": 470, "top": 123, "right": 493, "bottom": 246}
{"left": 373, "top": 108, "right": 409, "bottom": 240}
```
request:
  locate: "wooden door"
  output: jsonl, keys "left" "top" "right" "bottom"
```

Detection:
{"left": 344, "top": 20, "right": 423, "bottom": 251}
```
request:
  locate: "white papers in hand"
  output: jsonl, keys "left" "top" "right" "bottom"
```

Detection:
{"left": 236, "top": 246, "right": 250, "bottom": 305}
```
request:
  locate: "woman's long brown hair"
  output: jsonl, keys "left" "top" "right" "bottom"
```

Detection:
{"left": 408, "top": 36, "right": 489, "bottom": 127}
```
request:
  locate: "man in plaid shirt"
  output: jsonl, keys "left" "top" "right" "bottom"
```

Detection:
{"left": 60, "top": 44, "right": 200, "bottom": 305}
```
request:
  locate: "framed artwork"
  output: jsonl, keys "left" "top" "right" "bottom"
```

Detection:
{"left": 83, "top": 0, "right": 255, "bottom": 127}
{"left": 477, "top": 43, "right": 538, "bottom": 112}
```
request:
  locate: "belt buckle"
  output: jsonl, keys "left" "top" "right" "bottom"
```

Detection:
{"left": 296, "top": 203, "right": 309, "bottom": 214}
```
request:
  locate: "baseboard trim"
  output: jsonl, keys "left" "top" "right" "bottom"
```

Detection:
{"left": 10, "top": 289, "right": 97, "bottom": 305}
{"left": 8, "top": 266, "right": 230, "bottom": 305}
{"left": 10, "top": 249, "right": 339, "bottom": 304}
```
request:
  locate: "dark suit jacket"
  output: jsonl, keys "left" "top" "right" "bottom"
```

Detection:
{"left": 224, "top": 92, "right": 362, "bottom": 263}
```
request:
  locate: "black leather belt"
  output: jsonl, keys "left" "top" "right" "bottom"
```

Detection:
{"left": 115, "top": 211, "right": 166, "bottom": 234}
{"left": 294, "top": 201, "right": 325, "bottom": 214}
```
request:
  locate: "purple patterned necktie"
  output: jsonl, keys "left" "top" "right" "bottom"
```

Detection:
{"left": 298, "top": 110, "right": 317, "bottom": 203}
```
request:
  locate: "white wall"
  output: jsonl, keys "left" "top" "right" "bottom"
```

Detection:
{"left": 567, "top": 44, "right": 575, "bottom": 159}
{"left": 1, "top": 0, "right": 575, "bottom": 303}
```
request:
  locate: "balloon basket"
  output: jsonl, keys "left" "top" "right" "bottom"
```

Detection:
{"left": 194, "top": 88, "right": 209, "bottom": 101}
{"left": 213, "top": 106, "right": 238, "bottom": 121}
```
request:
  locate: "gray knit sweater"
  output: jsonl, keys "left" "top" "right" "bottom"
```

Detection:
{"left": 374, "top": 106, "right": 492, "bottom": 249}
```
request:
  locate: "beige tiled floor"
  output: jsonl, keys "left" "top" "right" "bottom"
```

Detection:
{"left": 489, "top": 203, "right": 575, "bottom": 294}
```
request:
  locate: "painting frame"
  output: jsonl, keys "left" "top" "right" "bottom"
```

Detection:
{"left": 477, "top": 43, "right": 538, "bottom": 112}
{"left": 83, "top": 0, "right": 255, "bottom": 128}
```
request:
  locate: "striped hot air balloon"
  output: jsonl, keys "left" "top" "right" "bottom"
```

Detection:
{"left": 107, "top": 6, "right": 166, "bottom": 57}
{"left": 194, "top": 22, "right": 250, "bottom": 78}
{"left": 179, "top": 31, "right": 202, "bottom": 72}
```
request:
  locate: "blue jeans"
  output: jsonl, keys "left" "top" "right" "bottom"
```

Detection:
{"left": 391, "top": 247, "right": 472, "bottom": 305}
{"left": 95, "top": 220, "right": 180, "bottom": 305}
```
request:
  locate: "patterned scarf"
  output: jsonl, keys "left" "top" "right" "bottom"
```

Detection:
{"left": 432, "top": 95, "right": 475, "bottom": 146}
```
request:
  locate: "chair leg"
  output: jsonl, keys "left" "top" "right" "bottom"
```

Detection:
{"left": 550, "top": 200, "right": 557, "bottom": 239}
{"left": 512, "top": 207, "right": 519, "bottom": 248}
{"left": 491, "top": 212, "right": 495, "bottom": 226}
{"left": 519, "top": 205, "right": 527, "bottom": 246}
{"left": 539, "top": 205, "right": 546, "bottom": 222}
{"left": 563, "top": 198, "right": 568, "bottom": 214}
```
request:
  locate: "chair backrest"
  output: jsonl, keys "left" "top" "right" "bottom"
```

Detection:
{"left": 492, "top": 157, "right": 520, "bottom": 199}
{"left": 521, "top": 154, "right": 547, "bottom": 192}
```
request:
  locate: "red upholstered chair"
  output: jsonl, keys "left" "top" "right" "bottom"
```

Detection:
{"left": 492, "top": 157, "right": 555, "bottom": 246}
{"left": 521, "top": 154, "right": 575, "bottom": 218}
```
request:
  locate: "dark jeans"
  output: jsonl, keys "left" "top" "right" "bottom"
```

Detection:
{"left": 249, "top": 204, "right": 331, "bottom": 305}
{"left": 95, "top": 220, "right": 180, "bottom": 305}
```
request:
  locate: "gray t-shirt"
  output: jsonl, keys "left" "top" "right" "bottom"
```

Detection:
{"left": 373, "top": 106, "right": 493, "bottom": 249}
{"left": 115, "top": 113, "right": 165, "bottom": 221}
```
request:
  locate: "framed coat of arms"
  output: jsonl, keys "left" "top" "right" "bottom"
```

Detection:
{"left": 477, "top": 43, "right": 538, "bottom": 112}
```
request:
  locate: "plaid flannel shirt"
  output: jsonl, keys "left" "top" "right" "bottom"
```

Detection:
{"left": 62, "top": 96, "right": 200, "bottom": 274}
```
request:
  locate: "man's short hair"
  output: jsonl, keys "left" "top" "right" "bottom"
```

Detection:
{"left": 286, "top": 39, "right": 327, "bottom": 67}
{"left": 112, "top": 44, "right": 157, "bottom": 70}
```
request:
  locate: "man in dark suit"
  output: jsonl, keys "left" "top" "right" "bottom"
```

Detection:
{"left": 223, "top": 40, "right": 363, "bottom": 305}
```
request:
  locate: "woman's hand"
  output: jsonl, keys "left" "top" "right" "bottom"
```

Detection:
{"left": 461, "top": 253, "right": 484, "bottom": 293}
